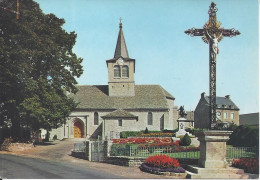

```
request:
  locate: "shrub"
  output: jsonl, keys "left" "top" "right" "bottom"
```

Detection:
{"left": 112, "top": 137, "right": 173, "bottom": 144}
{"left": 228, "top": 125, "right": 259, "bottom": 147}
{"left": 144, "top": 127, "right": 149, "bottom": 134}
{"left": 120, "top": 131, "right": 141, "bottom": 138}
{"left": 53, "top": 134, "right": 57, "bottom": 140}
{"left": 138, "top": 132, "right": 174, "bottom": 137}
{"left": 180, "top": 133, "right": 191, "bottom": 146}
{"left": 162, "top": 129, "right": 178, "bottom": 133}
{"left": 232, "top": 158, "right": 259, "bottom": 174}
{"left": 185, "top": 128, "right": 205, "bottom": 135}
{"left": 145, "top": 154, "right": 180, "bottom": 169}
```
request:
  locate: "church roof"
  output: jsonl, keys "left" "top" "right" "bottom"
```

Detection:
{"left": 114, "top": 22, "right": 129, "bottom": 59}
{"left": 101, "top": 109, "right": 138, "bottom": 119}
{"left": 204, "top": 96, "right": 239, "bottom": 110}
{"left": 69, "top": 85, "right": 175, "bottom": 110}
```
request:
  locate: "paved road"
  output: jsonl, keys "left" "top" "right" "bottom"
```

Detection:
{"left": 0, "top": 141, "right": 171, "bottom": 179}
{"left": 0, "top": 154, "right": 123, "bottom": 179}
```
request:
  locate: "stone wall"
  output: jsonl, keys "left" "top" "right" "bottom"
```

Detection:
{"left": 6, "top": 143, "right": 34, "bottom": 152}
{"left": 105, "top": 156, "right": 146, "bottom": 167}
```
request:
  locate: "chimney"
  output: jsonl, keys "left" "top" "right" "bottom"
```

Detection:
{"left": 201, "top": 92, "right": 206, "bottom": 98}
{"left": 225, "top": 95, "right": 230, "bottom": 99}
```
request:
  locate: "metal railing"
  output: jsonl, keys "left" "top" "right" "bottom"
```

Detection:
{"left": 110, "top": 145, "right": 200, "bottom": 159}
{"left": 226, "top": 146, "right": 259, "bottom": 158}
{"left": 110, "top": 145, "right": 259, "bottom": 159}
{"left": 73, "top": 142, "right": 86, "bottom": 152}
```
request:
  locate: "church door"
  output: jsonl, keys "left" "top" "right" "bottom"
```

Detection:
{"left": 74, "top": 121, "right": 83, "bottom": 138}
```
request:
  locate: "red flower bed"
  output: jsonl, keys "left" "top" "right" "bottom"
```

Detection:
{"left": 232, "top": 157, "right": 259, "bottom": 174}
{"left": 112, "top": 137, "right": 174, "bottom": 145}
{"left": 145, "top": 154, "right": 180, "bottom": 169}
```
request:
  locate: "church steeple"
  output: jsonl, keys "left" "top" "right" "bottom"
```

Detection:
{"left": 114, "top": 18, "right": 129, "bottom": 59}
{"left": 107, "top": 19, "right": 135, "bottom": 97}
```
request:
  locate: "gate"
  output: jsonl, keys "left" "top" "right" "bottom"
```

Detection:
{"left": 91, "top": 141, "right": 104, "bottom": 162}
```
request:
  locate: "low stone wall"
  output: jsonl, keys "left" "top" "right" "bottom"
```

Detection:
{"left": 6, "top": 143, "right": 34, "bottom": 152}
{"left": 105, "top": 156, "right": 146, "bottom": 167}
{"left": 71, "top": 151, "right": 88, "bottom": 160}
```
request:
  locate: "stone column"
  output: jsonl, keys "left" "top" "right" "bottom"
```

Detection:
{"left": 196, "top": 130, "right": 232, "bottom": 168}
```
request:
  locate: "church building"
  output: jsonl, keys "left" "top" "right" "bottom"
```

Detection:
{"left": 49, "top": 22, "right": 178, "bottom": 140}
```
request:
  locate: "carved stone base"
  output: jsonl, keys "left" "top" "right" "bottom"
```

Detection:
{"left": 196, "top": 130, "right": 232, "bottom": 168}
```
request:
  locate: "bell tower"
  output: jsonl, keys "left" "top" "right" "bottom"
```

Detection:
{"left": 106, "top": 19, "right": 135, "bottom": 97}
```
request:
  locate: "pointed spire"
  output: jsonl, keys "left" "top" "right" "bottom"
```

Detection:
{"left": 114, "top": 18, "right": 129, "bottom": 59}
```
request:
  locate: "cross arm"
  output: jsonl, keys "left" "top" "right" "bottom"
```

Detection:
{"left": 185, "top": 28, "right": 204, "bottom": 37}
{"left": 222, "top": 28, "right": 241, "bottom": 37}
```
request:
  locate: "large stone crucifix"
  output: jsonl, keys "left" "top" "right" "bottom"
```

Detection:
{"left": 185, "top": 2, "right": 240, "bottom": 129}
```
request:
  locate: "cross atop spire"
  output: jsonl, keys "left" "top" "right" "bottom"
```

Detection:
{"left": 114, "top": 18, "right": 129, "bottom": 58}
{"left": 119, "top": 17, "right": 122, "bottom": 28}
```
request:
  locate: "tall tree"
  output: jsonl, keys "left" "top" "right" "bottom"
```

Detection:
{"left": 0, "top": 0, "right": 83, "bottom": 139}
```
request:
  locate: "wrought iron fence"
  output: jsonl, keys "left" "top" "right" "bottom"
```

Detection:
{"left": 110, "top": 145, "right": 259, "bottom": 159}
{"left": 73, "top": 142, "right": 86, "bottom": 152}
{"left": 110, "top": 145, "right": 200, "bottom": 159}
{"left": 226, "top": 146, "right": 259, "bottom": 158}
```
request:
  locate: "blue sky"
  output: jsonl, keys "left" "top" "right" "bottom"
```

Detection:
{"left": 34, "top": 0, "right": 259, "bottom": 114}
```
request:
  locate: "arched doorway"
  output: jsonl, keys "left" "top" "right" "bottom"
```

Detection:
{"left": 73, "top": 120, "right": 83, "bottom": 138}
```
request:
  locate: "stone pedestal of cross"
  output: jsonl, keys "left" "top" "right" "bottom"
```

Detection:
{"left": 185, "top": 2, "right": 240, "bottom": 129}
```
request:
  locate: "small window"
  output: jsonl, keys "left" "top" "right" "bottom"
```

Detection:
{"left": 148, "top": 112, "right": 153, "bottom": 125}
{"left": 122, "top": 65, "right": 129, "bottom": 78}
{"left": 231, "top": 113, "right": 234, "bottom": 119}
{"left": 118, "top": 119, "right": 122, "bottom": 126}
{"left": 224, "top": 112, "right": 228, "bottom": 119}
{"left": 94, "top": 112, "right": 99, "bottom": 125}
{"left": 114, "top": 65, "right": 121, "bottom": 77}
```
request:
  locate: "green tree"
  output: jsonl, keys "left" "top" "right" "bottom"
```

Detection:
{"left": 181, "top": 133, "right": 191, "bottom": 146}
{"left": 0, "top": 0, "right": 83, "bottom": 139}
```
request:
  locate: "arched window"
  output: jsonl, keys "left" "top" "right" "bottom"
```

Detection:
{"left": 114, "top": 65, "right": 121, "bottom": 77}
{"left": 148, "top": 112, "right": 153, "bottom": 125}
{"left": 122, "top": 65, "right": 129, "bottom": 78}
{"left": 94, "top": 112, "right": 99, "bottom": 125}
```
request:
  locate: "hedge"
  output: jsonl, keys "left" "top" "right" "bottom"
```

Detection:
{"left": 227, "top": 125, "right": 259, "bottom": 147}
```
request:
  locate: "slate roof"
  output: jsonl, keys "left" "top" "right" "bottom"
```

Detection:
{"left": 69, "top": 85, "right": 175, "bottom": 110}
{"left": 204, "top": 96, "right": 239, "bottom": 110}
{"left": 101, "top": 109, "right": 138, "bottom": 119}
{"left": 239, "top": 113, "right": 259, "bottom": 125}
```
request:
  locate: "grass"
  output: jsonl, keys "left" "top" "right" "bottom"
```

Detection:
{"left": 226, "top": 147, "right": 258, "bottom": 158}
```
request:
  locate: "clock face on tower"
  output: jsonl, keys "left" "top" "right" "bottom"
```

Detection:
{"left": 118, "top": 58, "right": 124, "bottom": 66}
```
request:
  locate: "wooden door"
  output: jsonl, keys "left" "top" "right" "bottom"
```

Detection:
{"left": 74, "top": 121, "right": 82, "bottom": 138}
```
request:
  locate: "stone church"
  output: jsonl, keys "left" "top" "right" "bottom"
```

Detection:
{"left": 49, "top": 22, "right": 178, "bottom": 140}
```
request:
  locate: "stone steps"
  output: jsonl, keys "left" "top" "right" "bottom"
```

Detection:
{"left": 185, "top": 165, "right": 250, "bottom": 179}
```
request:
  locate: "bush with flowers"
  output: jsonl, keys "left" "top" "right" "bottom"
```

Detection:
{"left": 140, "top": 154, "right": 186, "bottom": 174}
{"left": 138, "top": 132, "right": 175, "bottom": 137}
{"left": 232, "top": 157, "right": 259, "bottom": 174}
{"left": 112, "top": 137, "right": 174, "bottom": 145}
